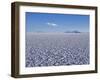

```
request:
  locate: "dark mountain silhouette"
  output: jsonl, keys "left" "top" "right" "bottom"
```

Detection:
{"left": 64, "top": 30, "right": 81, "bottom": 33}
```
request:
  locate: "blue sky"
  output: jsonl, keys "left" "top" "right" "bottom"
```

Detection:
{"left": 26, "top": 12, "right": 89, "bottom": 32}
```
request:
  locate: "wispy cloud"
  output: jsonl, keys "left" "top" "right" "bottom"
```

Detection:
{"left": 46, "top": 22, "right": 57, "bottom": 27}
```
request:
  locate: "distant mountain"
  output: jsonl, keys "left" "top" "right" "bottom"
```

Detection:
{"left": 35, "top": 31, "right": 45, "bottom": 33}
{"left": 64, "top": 30, "right": 81, "bottom": 33}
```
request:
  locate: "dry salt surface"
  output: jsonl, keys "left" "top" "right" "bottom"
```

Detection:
{"left": 25, "top": 32, "right": 89, "bottom": 67}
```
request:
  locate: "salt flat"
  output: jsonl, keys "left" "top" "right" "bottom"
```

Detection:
{"left": 25, "top": 32, "right": 89, "bottom": 67}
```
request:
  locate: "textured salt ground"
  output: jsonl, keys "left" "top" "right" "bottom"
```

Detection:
{"left": 25, "top": 33, "right": 89, "bottom": 67}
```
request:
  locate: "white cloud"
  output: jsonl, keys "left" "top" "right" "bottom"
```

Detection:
{"left": 47, "top": 22, "right": 57, "bottom": 27}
